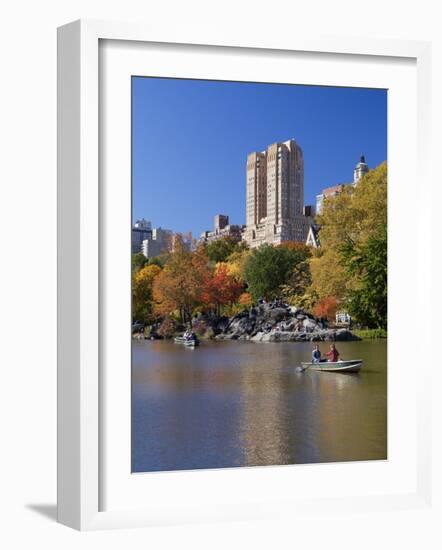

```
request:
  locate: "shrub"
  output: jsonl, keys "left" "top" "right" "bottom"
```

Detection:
{"left": 157, "top": 316, "right": 178, "bottom": 339}
{"left": 192, "top": 318, "right": 210, "bottom": 337}
{"left": 353, "top": 328, "right": 387, "bottom": 339}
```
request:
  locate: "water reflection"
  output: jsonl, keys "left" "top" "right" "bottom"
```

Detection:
{"left": 132, "top": 339, "right": 387, "bottom": 472}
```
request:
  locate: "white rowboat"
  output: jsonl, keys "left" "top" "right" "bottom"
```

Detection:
{"left": 300, "top": 360, "right": 363, "bottom": 373}
{"left": 174, "top": 336, "right": 200, "bottom": 347}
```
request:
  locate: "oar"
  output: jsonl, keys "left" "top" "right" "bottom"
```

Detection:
{"left": 295, "top": 363, "right": 310, "bottom": 373}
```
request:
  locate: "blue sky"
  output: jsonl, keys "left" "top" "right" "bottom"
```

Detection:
{"left": 132, "top": 77, "right": 387, "bottom": 237}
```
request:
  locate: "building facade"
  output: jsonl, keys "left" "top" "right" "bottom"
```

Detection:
{"left": 199, "top": 214, "right": 244, "bottom": 244}
{"left": 141, "top": 227, "right": 173, "bottom": 258}
{"left": 131, "top": 218, "right": 152, "bottom": 254}
{"left": 244, "top": 139, "right": 310, "bottom": 248}
{"left": 316, "top": 155, "right": 370, "bottom": 215}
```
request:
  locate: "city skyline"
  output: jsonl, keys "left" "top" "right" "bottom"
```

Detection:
{"left": 132, "top": 77, "right": 387, "bottom": 237}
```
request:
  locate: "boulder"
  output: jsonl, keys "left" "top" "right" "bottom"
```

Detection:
{"left": 268, "top": 308, "right": 289, "bottom": 322}
{"left": 335, "top": 329, "right": 360, "bottom": 341}
{"left": 303, "top": 318, "right": 317, "bottom": 330}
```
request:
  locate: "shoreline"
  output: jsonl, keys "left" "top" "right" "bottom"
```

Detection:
{"left": 134, "top": 330, "right": 387, "bottom": 343}
{"left": 134, "top": 303, "right": 387, "bottom": 343}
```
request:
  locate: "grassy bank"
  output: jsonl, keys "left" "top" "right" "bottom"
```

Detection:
{"left": 353, "top": 328, "right": 387, "bottom": 339}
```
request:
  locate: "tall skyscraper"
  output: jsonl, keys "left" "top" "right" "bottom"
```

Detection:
{"left": 246, "top": 151, "right": 267, "bottom": 227}
{"left": 244, "top": 139, "right": 309, "bottom": 247}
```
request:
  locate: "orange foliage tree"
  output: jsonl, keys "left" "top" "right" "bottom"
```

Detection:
{"left": 238, "top": 292, "right": 253, "bottom": 307}
{"left": 313, "top": 296, "right": 338, "bottom": 321}
{"left": 153, "top": 239, "right": 210, "bottom": 324}
{"left": 201, "top": 263, "right": 243, "bottom": 315}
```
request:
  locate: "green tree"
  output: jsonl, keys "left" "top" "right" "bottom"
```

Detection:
{"left": 132, "top": 253, "right": 148, "bottom": 273}
{"left": 205, "top": 237, "right": 247, "bottom": 263}
{"left": 148, "top": 254, "right": 170, "bottom": 268}
{"left": 341, "top": 225, "right": 387, "bottom": 329}
{"left": 244, "top": 244, "right": 310, "bottom": 301}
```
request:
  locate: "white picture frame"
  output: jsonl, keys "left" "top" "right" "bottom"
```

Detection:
{"left": 57, "top": 19, "right": 432, "bottom": 531}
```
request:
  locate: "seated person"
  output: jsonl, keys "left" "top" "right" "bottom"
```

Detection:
{"left": 311, "top": 344, "right": 321, "bottom": 363}
{"left": 326, "top": 344, "right": 340, "bottom": 362}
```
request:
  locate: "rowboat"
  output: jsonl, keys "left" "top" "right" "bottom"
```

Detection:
{"left": 183, "top": 340, "right": 199, "bottom": 348}
{"left": 300, "top": 360, "right": 363, "bottom": 373}
{"left": 174, "top": 336, "right": 200, "bottom": 347}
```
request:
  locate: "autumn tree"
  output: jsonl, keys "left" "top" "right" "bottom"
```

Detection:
{"left": 201, "top": 263, "right": 243, "bottom": 315}
{"left": 316, "top": 163, "right": 387, "bottom": 251}
{"left": 279, "top": 259, "right": 312, "bottom": 305}
{"left": 132, "top": 264, "right": 162, "bottom": 323}
{"left": 313, "top": 296, "right": 338, "bottom": 321}
{"left": 238, "top": 292, "right": 253, "bottom": 307}
{"left": 309, "top": 249, "right": 349, "bottom": 302}
{"left": 152, "top": 239, "right": 210, "bottom": 323}
{"left": 308, "top": 162, "right": 387, "bottom": 325}
{"left": 223, "top": 248, "right": 251, "bottom": 283}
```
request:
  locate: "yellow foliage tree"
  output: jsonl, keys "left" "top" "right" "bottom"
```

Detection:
{"left": 309, "top": 250, "right": 348, "bottom": 301}
{"left": 317, "top": 161, "right": 387, "bottom": 249}
{"left": 308, "top": 162, "right": 387, "bottom": 305}
{"left": 223, "top": 249, "right": 251, "bottom": 283}
{"left": 132, "top": 264, "right": 162, "bottom": 323}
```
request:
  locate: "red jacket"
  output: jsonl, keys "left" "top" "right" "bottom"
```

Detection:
{"left": 326, "top": 348, "right": 339, "bottom": 362}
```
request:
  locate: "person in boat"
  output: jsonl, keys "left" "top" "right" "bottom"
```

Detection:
{"left": 326, "top": 343, "right": 340, "bottom": 362}
{"left": 311, "top": 344, "right": 321, "bottom": 363}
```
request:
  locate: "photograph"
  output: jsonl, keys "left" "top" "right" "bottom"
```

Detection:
{"left": 131, "top": 76, "right": 388, "bottom": 473}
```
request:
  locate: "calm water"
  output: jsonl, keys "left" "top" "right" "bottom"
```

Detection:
{"left": 132, "top": 339, "right": 387, "bottom": 472}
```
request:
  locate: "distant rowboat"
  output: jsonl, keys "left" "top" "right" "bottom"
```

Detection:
{"left": 174, "top": 335, "right": 200, "bottom": 347}
{"left": 300, "top": 360, "right": 362, "bottom": 373}
{"left": 183, "top": 340, "right": 199, "bottom": 348}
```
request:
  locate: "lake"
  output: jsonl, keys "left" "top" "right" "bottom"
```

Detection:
{"left": 132, "top": 339, "right": 387, "bottom": 472}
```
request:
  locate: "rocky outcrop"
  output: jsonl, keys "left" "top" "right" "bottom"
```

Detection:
{"left": 198, "top": 302, "right": 360, "bottom": 343}
{"left": 250, "top": 328, "right": 357, "bottom": 343}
